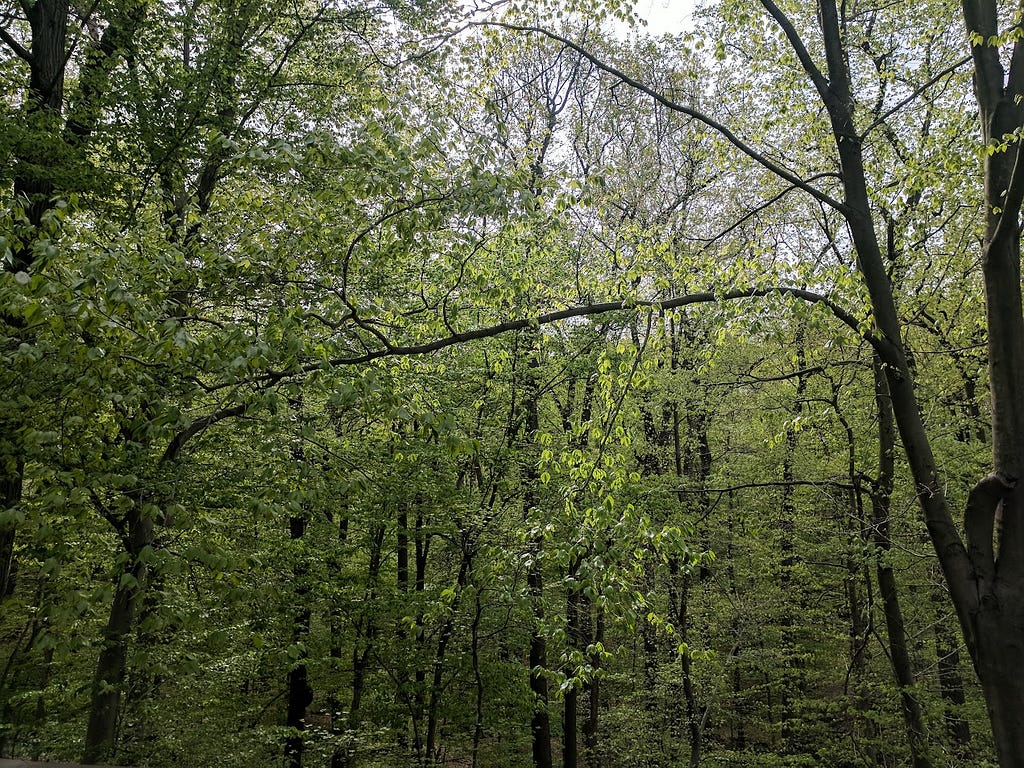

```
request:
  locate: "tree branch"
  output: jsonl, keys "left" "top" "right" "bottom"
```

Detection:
{"left": 965, "top": 471, "right": 1015, "bottom": 589}
{"left": 472, "top": 21, "right": 848, "bottom": 214}
{"left": 758, "top": 0, "right": 830, "bottom": 100}
{"left": 859, "top": 55, "right": 972, "bottom": 138}
{"left": 161, "top": 404, "right": 249, "bottom": 463}
{"left": 201, "top": 285, "right": 865, "bottom": 395}
{"left": 0, "top": 24, "right": 30, "bottom": 61}
{"left": 325, "top": 286, "right": 866, "bottom": 366}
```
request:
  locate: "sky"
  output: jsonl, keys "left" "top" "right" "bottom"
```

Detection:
{"left": 632, "top": 0, "right": 696, "bottom": 34}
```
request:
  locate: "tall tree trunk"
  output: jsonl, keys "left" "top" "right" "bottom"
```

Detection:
{"left": 959, "top": 8, "right": 1024, "bottom": 765}
{"left": 524, "top": 333, "right": 552, "bottom": 768}
{"left": 285, "top": 513, "right": 312, "bottom": 768}
{"left": 582, "top": 604, "right": 602, "bottom": 768}
{"left": 559, "top": 369, "right": 595, "bottom": 768}
{"left": 471, "top": 580, "right": 485, "bottom": 768}
{"left": 777, "top": 332, "right": 806, "bottom": 753}
{"left": 563, "top": 564, "right": 581, "bottom": 768}
{"left": 334, "top": 525, "right": 384, "bottom": 768}
{"left": 83, "top": 503, "right": 153, "bottom": 764}
{"left": 870, "top": 359, "right": 932, "bottom": 768}
{"left": 930, "top": 569, "right": 971, "bottom": 752}
{"left": 0, "top": 468, "right": 19, "bottom": 599}
{"left": 2, "top": 0, "right": 70, "bottom": 624}
{"left": 425, "top": 548, "right": 471, "bottom": 765}
{"left": 671, "top": 319, "right": 705, "bottom": 767}
{"left": 764, "top": 1, "right": 1022, "bottom": 761}
{"left": 833, "top": 388, "right": 881, "bottom": 764}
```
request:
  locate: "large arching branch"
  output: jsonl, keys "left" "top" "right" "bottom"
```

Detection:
{"left": 471, "top": 21, "right": 849, "bottom": 215}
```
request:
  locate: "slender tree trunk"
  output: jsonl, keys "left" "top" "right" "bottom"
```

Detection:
{"left": 413, "top": 504, "right": 429, "bottom": 761}
{"left": 334, "top": 524, "right": 383, "bottom": 768}
{"left": 0, "top": 468, "right": 19, "bottom": 599}
{"left": 870, "top": 359, "right": 932, "bottom": 768}
{"left": 471, "top": 581, "right": 485, "bottom": 768}
{"left": 523, "top": 333, "right": 552, "bottom": 768}
{"left": 560, "top": 370, "right": 595, "bottom": 768}
{"left": 285, "top": 513, "right": 312, "bottom": 768}
{"left": 83, "top": 503, "right": 153, "bottom": 764}
{"left": 2, "top": 0, "right": 70, "bottom": 621}
{"left": 777, "top": 332, "right": 806, "bottom": 752}
{"left": 582, "top": 604, "right": 602, "bottom": 768}
{"left": 671, "top": 321, "right": 705, "bottom": 767}
{"left": 930, "top": 570, "right": 970, "bottom": 752}
{"left": 425, "top": 550, "right": 471, "bottom": 765}
{"left": 563, "top": 564, "right": 582, "bottom": 768}
{"left": 834, "top": 388, "right": 881, "bottom": 764}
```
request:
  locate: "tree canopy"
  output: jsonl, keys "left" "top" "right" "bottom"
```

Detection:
{"left": 1, "top": 1, "right": 1022, "bottom": 767}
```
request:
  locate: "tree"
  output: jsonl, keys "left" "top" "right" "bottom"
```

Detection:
{"left": 487, "top": 0, "right": 1023, "bottom": 763}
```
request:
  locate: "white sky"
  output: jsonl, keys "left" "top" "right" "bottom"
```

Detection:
{"left": 632, "top": 0, "right": 696, "bottom": 34}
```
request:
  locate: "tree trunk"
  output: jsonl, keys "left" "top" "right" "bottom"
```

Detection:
{"left": 563, "top": 570, "right": 582, "bottom": 768}
{"left": 334, "top": 525, "right": 384, "bottom": 768}
{"left": 2, "top": 0, "right": 70, "bottom": 618}
{"left": 471, "top": 581, "right": 485, "bottom": 768}
{"left": 425, "top": 550, "right": 470, "bottom": 765}
{"left": 955, "top": 5, "right": 1024, "bottom": 764}
{"left": 930, "top": 571, "right": 970, "bottom": 752}
{"left": 83, "top": 503, "right": 153, "bottom": 764}
{"left": 766, "top": 2, "right": 1023, "bottom": 762}
{"left": 0, "top": 467, "right": 19, "bottom": 599}
{"left": 285, "top": 513, "right": 312, "bottom": 768}
{"left": 870, "top": 359, "right": 932, "bottom": 768}
{"left": 524, "top": 333, "right": 552, "bottom": 768}
{"left": 581, "top": 604, "right": 602, "bottom": 768}
{"left": 777, "top": 332, "right": 806, "bottom": 752}
{"left": 671, "top": 321, "right": 705, "bottom": 767}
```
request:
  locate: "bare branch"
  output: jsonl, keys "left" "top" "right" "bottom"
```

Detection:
{"left": 860, "top": 55, "right": 972, "bottom": 138}
{"left": 199, "top": 285, "right": 864, "bottom": 396}
{"left": 472, "top": 21, "right": 848, "bottom": 214}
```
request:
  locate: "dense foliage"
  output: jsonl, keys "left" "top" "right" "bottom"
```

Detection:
{"left": 1, "top": 1, "right": 1020, "bottom": 766}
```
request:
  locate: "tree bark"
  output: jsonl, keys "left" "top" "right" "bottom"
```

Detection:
{"left": 523, "top": 333, "right": 552, "bottom": 768}
{"left": 930, "top": 570, "right": 971, "bottom": 752}
{"left": 83, "top": 503, "right": 153, "bottom": 764}
{"left": 284, "top": 513, "right": 312, "bottom": 768}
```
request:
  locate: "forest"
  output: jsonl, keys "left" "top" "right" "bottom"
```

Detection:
{"left": 2, "top": 0, "right": 1024, "bottom": 766}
